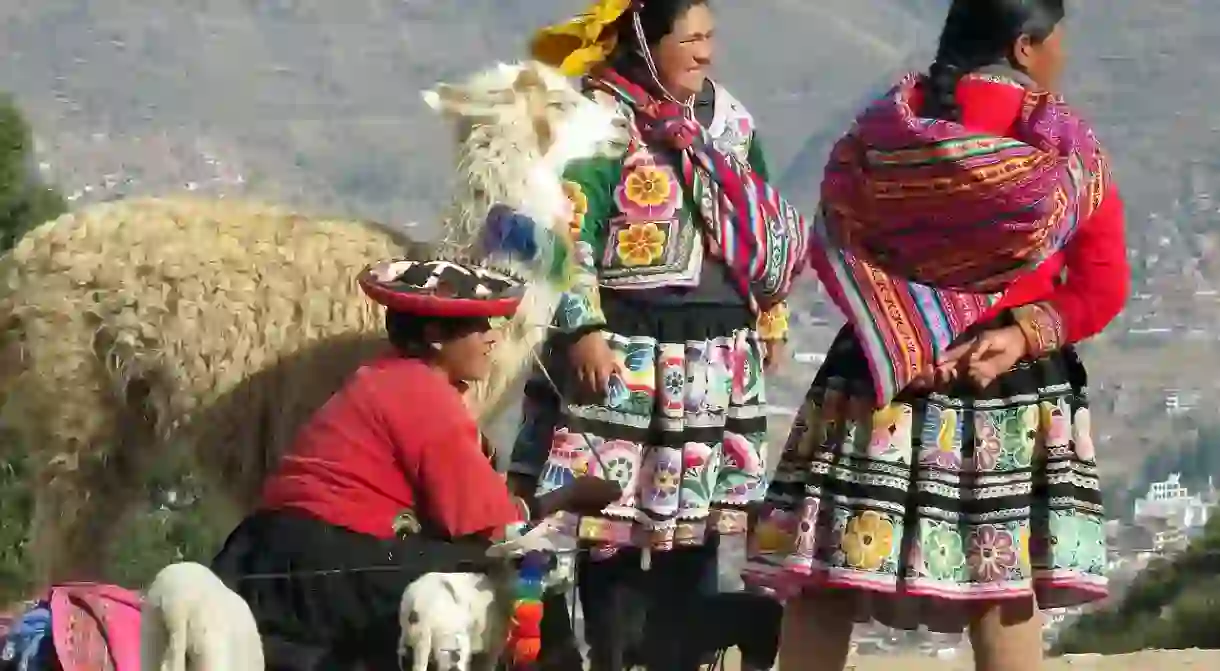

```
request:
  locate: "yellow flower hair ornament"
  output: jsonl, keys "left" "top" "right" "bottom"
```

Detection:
{"left": 529, "top": 0, "right": 636, "bottom": 77}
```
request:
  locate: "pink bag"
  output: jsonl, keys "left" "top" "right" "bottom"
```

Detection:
{"left": 48, "top": 583, "right": 143, "bottom": 671}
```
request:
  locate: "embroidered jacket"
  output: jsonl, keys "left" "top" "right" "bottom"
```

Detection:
{"left": 555, "top": 83, "right": 790, "bottom": 341}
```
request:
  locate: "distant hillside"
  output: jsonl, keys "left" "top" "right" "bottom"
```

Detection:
{"left": 0, "top": 0, "right": 928, "bottom": 225}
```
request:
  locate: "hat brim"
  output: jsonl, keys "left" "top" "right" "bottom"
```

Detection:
{"left": 358, "top": 259, "right": 525, "bottom": 319}
{"left": 360, "top": 277, "right": 522, "bottom": 318}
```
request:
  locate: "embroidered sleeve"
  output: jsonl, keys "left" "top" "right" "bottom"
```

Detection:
{"left": 554, "top": 157, "right": 617, "bottom": 333}
{"left": 1010, "top": 185, "right": 1128, "bottom": 356}
{"left": 507, "top": 371, "right": 563, "bottom": 479}
{"left": 1012, "top": 302, "right": 1065, "bottom": 359}
{"left": 1040, "top": 185, "right": 1129, "bottom": 346}
{"left": 746, "top": 131, "right": 771, "bottom": 182}
{"left": 757, "top": 301, "right": 790, "bottom": 341}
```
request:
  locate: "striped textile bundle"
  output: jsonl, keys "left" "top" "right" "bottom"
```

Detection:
{"left": 588, "top": 68, "right": 807, "bottom": 312}
{"left": 809, "top": 71, "right": 1109, "bottom": 405}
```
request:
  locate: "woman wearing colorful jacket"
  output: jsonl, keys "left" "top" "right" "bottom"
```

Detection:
{"left": 511, "top": 0, "right": 803, "bottom": 668}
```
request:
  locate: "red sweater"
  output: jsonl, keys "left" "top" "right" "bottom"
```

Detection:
{"left": 260, "top": 355, "right": 523, "bottom": 539}
{"left": 921, "top": 77, "right": 1129, "bottom": 344}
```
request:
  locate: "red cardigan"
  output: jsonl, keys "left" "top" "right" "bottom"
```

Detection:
{"left": 260, "top": 355, "right": 523, "bottom": 540}
{"left": 917, "top": 77, "right": 1129, "bottom": 344}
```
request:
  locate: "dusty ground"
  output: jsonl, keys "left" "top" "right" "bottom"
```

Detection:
{"left": 716, "top": 648, "right": 1220, "bottom": 669}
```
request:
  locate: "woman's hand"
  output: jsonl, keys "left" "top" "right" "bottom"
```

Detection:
{"left": 916, "top": 325, "right": 1028, "bottom": 391}
{"left": 909, "top": 325, "right": 1029, "bottom": 392}
{"left": 961, "top": 325, "right": 1028, "bottom": 388}
{"left": 568, "top": 331, "right": 619, "bottom": 399}
{"left": 535, "top": 477, "right": 623, "bottom": 517}
{"left": 763, "top": 339, "right": 785, "bottom": 373}
{"left": 909, "top": 341, "right": 970, "bottom": 391}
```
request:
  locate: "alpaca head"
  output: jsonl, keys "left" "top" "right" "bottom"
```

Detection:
{"left": 423, "top": 60, "right": 625, "bottom": 268}
{"left": 423, "top": 60, "right": 624, "bottom": 173}
{"left": 422, "top": 60, "right": 626, "bottom": 424}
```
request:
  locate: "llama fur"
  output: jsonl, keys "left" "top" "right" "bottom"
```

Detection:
{"left": 0, "top": 60, "right": 626, "bottom": 584}
{"left": 140, "top": 561, "right": 264, "bottom": 671}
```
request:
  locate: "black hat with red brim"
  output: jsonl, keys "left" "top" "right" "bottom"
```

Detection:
{"left": 359, "top": 259, "right": 525, "bottom": 318}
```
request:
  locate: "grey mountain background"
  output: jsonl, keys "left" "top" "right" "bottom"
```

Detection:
{"left": 2, "top": 0, "right": 1220, "bottom": 484}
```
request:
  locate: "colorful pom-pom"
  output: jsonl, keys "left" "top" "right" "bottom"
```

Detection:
{"left": 511, "top": 636, "right": 542, "bottom": 663}
{"left": 483, "top": 204, "right": 539, "bottom": 261}
{"left": 515, "top": 581, "right": 543, "bottom": 599}
{"left": 506, "top": 550, "right": 550, "bottom": 668}
{"left": 511, "top": 618, "right": 542, "bottom": 639}
{"left": 512, "top": 601, "right": 544, "bottom": 636}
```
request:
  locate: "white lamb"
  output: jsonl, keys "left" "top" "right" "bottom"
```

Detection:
{"left": 140, "top": 562, "right": 264, "bottom": 671}
{"left": 398, "top": 573, "right": 505, "bottom": 671}
{"left": 397, "top": 523, "right": 575, "bottom": 670}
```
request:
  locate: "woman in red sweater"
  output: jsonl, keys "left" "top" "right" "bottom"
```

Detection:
{"left": 210, "top": 259, "right": 619, "bottom": 670}
{"left": 751, "top": 1, "right": 1126, "bottom": 669}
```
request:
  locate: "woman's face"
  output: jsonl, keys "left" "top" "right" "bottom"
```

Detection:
{"left": 653, "top": 3, "right": 715, "bottom": 101}
{"left": 431, "top": 319, "right": 503, "bottom": 383}
{"left": 1013, "top": 23, "right": 1066, "bottom": 90}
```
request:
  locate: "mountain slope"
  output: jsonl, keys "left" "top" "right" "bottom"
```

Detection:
{"left": 0, "top": 0, "right": 929, "bottom": 224}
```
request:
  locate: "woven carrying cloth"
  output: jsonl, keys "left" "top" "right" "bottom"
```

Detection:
{"left": 585, "top": 68, "right": 807, "bottom": 313}
{"left": 359, "top": 259, "right": 525, "bottom": 318}
{"left": 809, "top": 71, "right": 1109, "bottom": 406}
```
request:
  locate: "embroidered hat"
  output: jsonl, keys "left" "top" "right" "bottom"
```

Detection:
{"left": 358, "top": 259, "right": 524, "bottom": 318}
{"left": 529, "top": 0, "right": 635, "bottom": 76}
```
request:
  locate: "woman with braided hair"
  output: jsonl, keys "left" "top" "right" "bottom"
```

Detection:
{"left": 510, "top": 0, "right": 801, "bottom": 668}
{"left": 751, "top": 1, "right": 1127, "bottom": 669}
{"left": 209, "top": 259, "right": 622, "bottom": 669}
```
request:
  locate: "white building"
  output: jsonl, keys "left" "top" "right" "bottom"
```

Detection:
{"left": 1133, "top": 473, "right": 1213, "bottom": 531}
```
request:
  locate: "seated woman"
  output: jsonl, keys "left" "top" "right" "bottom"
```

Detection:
{"left": 211, "top": 258, "right": 621, "bottom": 670}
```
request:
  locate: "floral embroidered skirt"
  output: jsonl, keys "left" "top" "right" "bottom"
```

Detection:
{"left": 745, "top": 327, "right": 1107, "bottom": 632}
{"left": 519, "top": 299, "right": 769, "bottom": 551}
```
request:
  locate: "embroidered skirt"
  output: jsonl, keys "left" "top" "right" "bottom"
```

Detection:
{"left": 529, "top": 298, "right": 769, "bottom": 551}
{"left": 745, "top": 327, "right": 1107, "bottom": 632}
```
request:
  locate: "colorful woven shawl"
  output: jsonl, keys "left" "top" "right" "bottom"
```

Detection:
{"left": 586, "top": 68, "right": 807, "bottom": 311}
{"left": 809, "top": 72, "right": 1109, "bottom": 405}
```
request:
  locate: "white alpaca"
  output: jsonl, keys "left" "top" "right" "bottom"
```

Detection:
{"left": 140, "top": 562, "right": 264, "bottom": 671}
{"left": 398, "top": 573, "right": 505, "bottom": 671}
{"left": 424, "top": 60, "right": 627, "bottom": 425}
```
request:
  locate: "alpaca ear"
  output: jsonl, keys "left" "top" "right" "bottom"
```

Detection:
{"left": 421, "top": 88, "right": 442, "bottom": 111}
{"left": 421, "top": 84, "right": 469, "bottom": 113}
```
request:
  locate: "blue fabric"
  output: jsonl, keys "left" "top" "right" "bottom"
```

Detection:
{"left": 1, "top": 604, "right": 53, "bottom": 671}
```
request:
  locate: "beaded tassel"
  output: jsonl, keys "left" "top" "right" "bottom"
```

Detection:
{"left": 507, "top": 550, "right": 547, "bottom": 668}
